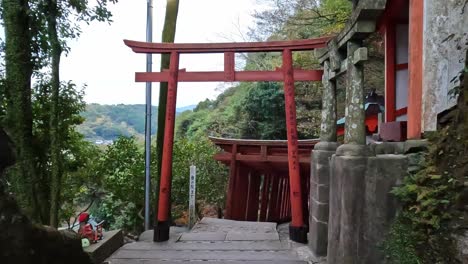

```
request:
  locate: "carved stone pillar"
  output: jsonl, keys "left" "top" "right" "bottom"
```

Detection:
{"left": 309, "top": 59, "right": 339, "bottom": 256}
{"left": 344, "top": 40, "right": 366, "bottom": 145}
{"left": 319, "top": 60, "right": 337, "bottom": 143}
{"left": 327, "top": 40, "right": 368, "bottom": 264}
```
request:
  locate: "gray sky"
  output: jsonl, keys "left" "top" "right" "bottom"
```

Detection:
{"left": 60, "top": 0, "right": 262, "bottom": 107}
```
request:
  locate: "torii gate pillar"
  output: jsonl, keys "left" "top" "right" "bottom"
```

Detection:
{"left": 154, "top": 51, "right": 180, "bottom": 242}
{"left": 282, "top": 49, "right": 307, "bottom": 242}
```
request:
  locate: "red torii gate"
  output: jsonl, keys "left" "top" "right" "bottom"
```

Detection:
{"left": 124, "top": 37, "right": 329, "bottom": 243}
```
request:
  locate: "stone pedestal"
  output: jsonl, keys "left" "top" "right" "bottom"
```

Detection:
{"left": 327, "top": 144, "right": 368, "bottom": 264}
{"left": 363, "top": 154, "right": 407, "bottom": 263}
{"left": 327, "top": 143, "right": 408, "bottom": 264}
{"left": 308, "top": 141, "right": 338, "bottom": 256}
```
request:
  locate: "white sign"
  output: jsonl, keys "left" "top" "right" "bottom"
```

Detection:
{"left": 188, "top": 165, "right": 197, "bottom": 229}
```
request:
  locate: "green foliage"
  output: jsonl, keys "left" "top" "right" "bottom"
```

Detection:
{"left": 88, "top": 136, "right": 227, "bottom": 233}
{"left": 391, "top": 163, "right": 459, "bottom": 230}
{"left": 382, "top": 213, "right": 422, "bottom": 264}
{"left": 171, "top": 137, "right": 228, "bottom": 212}
{"left": 240, "top": 82, "right": 286, "bottom": 139}
{"left": 251, "top": 0, "right": 352, "bottom": 40}
{"left": 78, "top": 104, "right": 158, "bottom": 140}
{"left": 90, "top": 136, "right": 146, "bottom": 233}
{"left": 78, "top": 104, "right": 195, "bottom": 141}
{"left": 383, "top": 132, "right": 463, "bottom": 263}
{"left": 176, "top": 79, "right": 321, "bottom": 141}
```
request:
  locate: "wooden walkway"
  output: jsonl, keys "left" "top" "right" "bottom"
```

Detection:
{"left": 106, "top": 218, "right": 312, "bottom": 264}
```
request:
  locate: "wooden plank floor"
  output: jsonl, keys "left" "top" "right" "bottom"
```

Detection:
{"left": 106, "top": 218, "right": 307, "bottom": 264}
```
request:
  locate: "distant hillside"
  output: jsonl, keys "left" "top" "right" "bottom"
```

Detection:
{"left": 77, "top": 104, "right": 196, "bottom": 142}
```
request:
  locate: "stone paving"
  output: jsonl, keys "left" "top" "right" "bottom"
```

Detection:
{"left": 106, "top": 218, "right": 321, "bottom": 264}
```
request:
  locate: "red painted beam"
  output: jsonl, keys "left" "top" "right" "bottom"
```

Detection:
{"left": 282, "top": 49, "right": 305, "bottom": 228}
{"left": 213, "top": 153, "right": 312, "bottom": 164}
{"left": 135, "top": 69, "right": 323, "bottom": 83}
{"left": 157, "top": 52, "right": 180, "bottom": 236}
{"left": 124, "top": 37, "right": 331, "bottom": 54}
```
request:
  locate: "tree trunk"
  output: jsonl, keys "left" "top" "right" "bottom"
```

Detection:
{"left": 46, "top": 0, "right": 63, "bottom": 228}
{"left": 155, "top": 0, "right": 180, "bottom": 221}
{"left": 1, "top": 0, "right": 48, "bottom": 223}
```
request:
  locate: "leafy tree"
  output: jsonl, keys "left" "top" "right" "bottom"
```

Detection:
{"left": 251, "top": 0, "right": 352, "bottom": 40}
{"left": 171, "top": 138, "right": 228, "bottom": 219}
{"left": 1, "top": 0, "right": 118, "bottom": 225}
{"left": 1, "top": 0, "right": 40, "bottom": 221}
{"left": 240, "top": 82, "right": 286, "bottom": 139}
{"left": 91, "top": 136, "right": 146, "bottom": 233}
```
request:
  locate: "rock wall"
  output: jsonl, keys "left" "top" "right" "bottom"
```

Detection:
{"left": 422, "top": 0, "right": 468, "bottom": 132}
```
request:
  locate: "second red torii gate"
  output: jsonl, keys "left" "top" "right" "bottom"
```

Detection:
{"left": 124, "top": 37, "right": 329, "bottom": 243}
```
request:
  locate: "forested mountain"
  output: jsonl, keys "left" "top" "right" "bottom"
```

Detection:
{"left": 77, "top": 104, "right": 195, "bottom": 141}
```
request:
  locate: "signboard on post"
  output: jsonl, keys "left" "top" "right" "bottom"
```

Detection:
{"left": 188, "top": 165, "right": 197, "bottom": 229}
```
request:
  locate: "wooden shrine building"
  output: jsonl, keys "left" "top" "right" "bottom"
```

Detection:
{"left": 210, "top": 137, "right": 318, "bottom": 224}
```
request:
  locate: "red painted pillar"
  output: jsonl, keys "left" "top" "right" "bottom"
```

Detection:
{"left": 282, "top": 49, "right": 307, "bottom": 242}
{"left": 233, "top": 165, "right": 249, "bottom": 220}
{"left": 225, "top": 144, "right": 238, "bottom": 219}
{"left": 408, "top": 0, "right": 423, "bottom": 139}
{"left": 385, "top": 23, "right": 396, "bottom": 122}
{"left": 259, "top": 174, "right": 271, "bottom": 221}
{"left": 267, "top": 174, "right": 279, "bottom": 222}
{"left": 154, "top": 52, "right": 180, "bottom": 242}
{"left": 246, "top": 171, "right": 261, "bottom": 221}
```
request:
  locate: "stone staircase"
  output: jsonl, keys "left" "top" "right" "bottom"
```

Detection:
{"left": 106, "top": 218, "right": 309, "bottom": 264}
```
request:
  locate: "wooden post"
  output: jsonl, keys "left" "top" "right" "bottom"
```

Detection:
{"left": 233, "top": 165, "right": 249, "bottom": 220}
{"left": 246, "top": 171, "right": 261, "bottom": 221}
{"left": 267, "top": 174, "right": 279, "bottom": 222}
{"left": 154, "top": 51, "right": 179, "bottom": 242}
{"left": 259, "top": 174, "right": 271, "bottom": 221}
{"left": 188, "top": 165, "right": 197, "bottom": 229}
{"left": 225, "top": 144, "right": 238, "bottom": 219}
{"left": 282, "top": 49, "right": 307, "bottom": 242}
{"left": 281, "top": 176, "right": 288, "bottom": 220}
{"left": 224, "top": 52, "right": 235, "bottom": 82}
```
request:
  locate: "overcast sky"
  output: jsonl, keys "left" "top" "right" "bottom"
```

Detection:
{"left": 60, "top": 0, "right": 263, "bottom": 107}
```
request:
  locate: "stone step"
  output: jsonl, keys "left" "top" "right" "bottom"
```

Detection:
{"left": 111, "top": 249, "right": 300, "bottom": 261}
{"left": 178, "top": 231, "right": 279, "bottom": 241}
{"left": 123, "top": 241, "right": 285, "bottom": 251}
{"left": 107, "top": 260, "right": 307, "bottom": 264}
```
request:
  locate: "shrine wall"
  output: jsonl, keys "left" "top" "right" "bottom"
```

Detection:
{"left": 422, "top": 0, "right": 468, "bottom": 131}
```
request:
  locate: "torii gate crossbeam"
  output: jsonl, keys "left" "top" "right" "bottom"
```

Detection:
{"left": 125, "top": 37, "right": 330, "bottom": 244}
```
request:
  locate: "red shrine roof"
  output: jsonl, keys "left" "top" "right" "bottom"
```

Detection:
{"left": 209, "top": 137, "right": 319, "bottom": 172}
